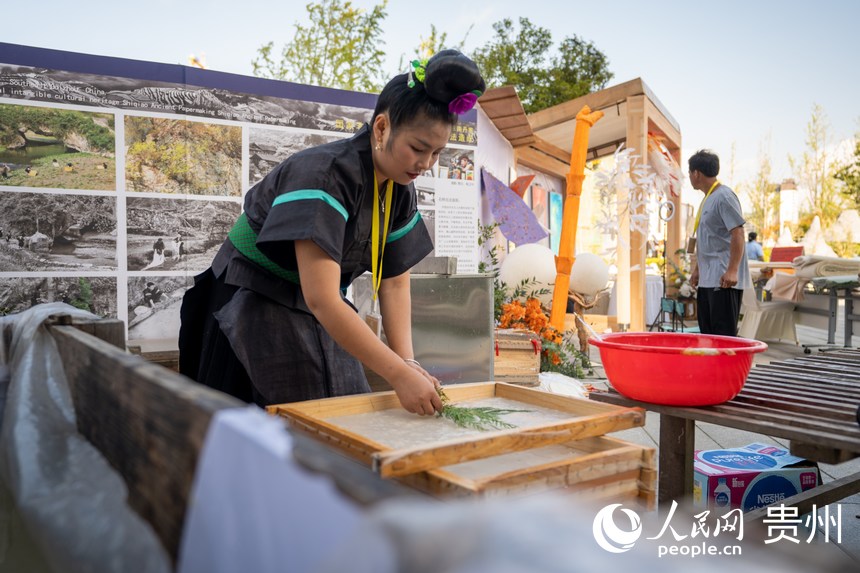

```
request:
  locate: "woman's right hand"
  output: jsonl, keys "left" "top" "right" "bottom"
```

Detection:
{"left": 389, "top": 365, "right": 443, "bottom": 416}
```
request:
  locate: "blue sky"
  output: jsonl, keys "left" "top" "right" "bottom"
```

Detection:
{"left": 1, "top": 0, "right": 857, "bottom": 190}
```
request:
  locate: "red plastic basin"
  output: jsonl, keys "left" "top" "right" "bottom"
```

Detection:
{"left": 589, "top": 332, "right": 767, "bottom": 406}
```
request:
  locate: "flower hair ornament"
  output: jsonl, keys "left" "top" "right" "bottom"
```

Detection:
{"left": 448, "top": 89, "right": 482, "bottom": 114}
{"left": 407, "top": 54, "right": 483, "bottom": 114}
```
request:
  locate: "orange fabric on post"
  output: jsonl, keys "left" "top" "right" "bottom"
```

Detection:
{"left": 549, "top": 105, "right": 603, "bottom": 331}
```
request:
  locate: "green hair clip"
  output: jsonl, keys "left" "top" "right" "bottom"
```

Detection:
{"left": 407, "top": 58, "right": 428, "bottom": 88}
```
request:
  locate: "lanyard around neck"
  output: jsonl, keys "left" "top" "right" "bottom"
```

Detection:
{"left": 693, "top": 180, "right": 720, "bottom": 234}
{"left": 371, "top": 172, "right": 394, "bottom": 301}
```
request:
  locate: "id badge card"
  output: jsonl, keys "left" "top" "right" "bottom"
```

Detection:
{"left": 686, "top": 236, "right": 697, "bottom": 255}
{"left": 365, "top": 299, "right": 382, "bottom": 338}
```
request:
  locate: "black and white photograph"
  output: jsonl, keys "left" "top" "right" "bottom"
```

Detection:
{"left": 127, "top": 275, "right": 192, "bottom": 340}
{"left": 0, "top": 276, "right": 117, "bottom": 318}
{"left": 125, "top": 116, "right": 242, "bottom": 196}
{"left": 419, "top": 208, "right": 436, "bottom": 256}
{"left": 0, "top": 102, "right": 116, "bottom": 191}
{"left": 437, "top": 148, "right": 475, "bottom": 181}
{"left": 249, "top": 128, "right": 342, "bottom": 183}
{"left": 0, "top": 190, "right": 117, "bottom": 271}
{"left": 0, "top": 64, "right": 383, "bottom": 134}
{"left": 415, "top": 176, "right": 436, "bottom": 207}
{"left": 126, "top": 196, "right": 240, "bottom": 272}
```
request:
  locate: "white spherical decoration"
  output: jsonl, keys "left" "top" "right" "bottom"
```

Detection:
{"left": 498, "top": 243, "right": 557, "bottom": 305}
{"left": 568, "top": 253, "right": 610, "bottom": 296}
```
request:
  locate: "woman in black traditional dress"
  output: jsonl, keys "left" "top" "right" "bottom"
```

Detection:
{"left": 180, "top": 50, "right": 485, "bottom": 416}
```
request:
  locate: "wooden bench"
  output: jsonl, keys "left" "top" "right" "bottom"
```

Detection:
{"left": 591, "top": 349, "right": 860, "bottom": 520}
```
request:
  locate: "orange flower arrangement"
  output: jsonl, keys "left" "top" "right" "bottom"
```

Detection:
{"left": 499, "top": 297, "right": 564, "bottom": 365}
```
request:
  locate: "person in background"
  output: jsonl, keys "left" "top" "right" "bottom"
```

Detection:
{"left": 688, "top": 149, "right": 749, "bottom": 336}
{"left": 179, "top": 50, "right": 486, "bottom": 415}
{"left": 745, "top": 231, "right": 764, "bottom": 261}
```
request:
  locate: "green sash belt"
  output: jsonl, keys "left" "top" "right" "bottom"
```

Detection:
{"left": 227, "top": 209, "right": 421, "bottom": 286}
{"left": 228, "top": 212, "right": 301, "bottom": 283}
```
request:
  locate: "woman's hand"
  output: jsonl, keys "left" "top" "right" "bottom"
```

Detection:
{"left": 404, "top": 359, "right": 441, "bottom": 389}
{"left": 294, "top": 242, "right": 442, "bottom": 416}
{"left": 389, "top": 363, "right": 443, "bottom": 416}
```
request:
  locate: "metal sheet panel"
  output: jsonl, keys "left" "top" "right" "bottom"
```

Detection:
{"left": 352, "top": 273, "right": 494, "bottom": 384}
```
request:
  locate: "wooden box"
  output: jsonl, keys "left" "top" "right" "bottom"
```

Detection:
{"left": 269, "top": 383, "right": 654, "bottom": 507}
{"left": 493, "top": 328, "right": 541, "bottom": 386}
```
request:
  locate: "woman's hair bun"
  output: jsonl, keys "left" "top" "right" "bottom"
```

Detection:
{"left": 423, "top": 49, "right": 486, "bottom": 106}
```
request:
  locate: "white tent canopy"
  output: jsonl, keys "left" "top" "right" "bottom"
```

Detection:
{"left": 775, "top": 225, "right": 798, "bottom": 247}
{"left": 825, "top": 209, "right": 860, "bottom": 243}
{"left": 801, "top": 216, "right": 837, "bottom": 257}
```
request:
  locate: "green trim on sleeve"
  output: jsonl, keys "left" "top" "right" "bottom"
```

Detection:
{"left": 387, "top": 211, "right": 421, "bottom": 243}
{"left": 272, "top": 189, "right": 349, "bottom": 221}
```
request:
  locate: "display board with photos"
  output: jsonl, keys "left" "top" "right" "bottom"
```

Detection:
{"left": 516, "top": 166, "right": 564, "bottom": 253}
{"left": 0, "top": 43, "right": 480, "bottom": 341}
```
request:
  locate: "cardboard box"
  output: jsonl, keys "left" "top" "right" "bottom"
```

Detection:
{"left": 693, "top": 443, "right": 820, "bottom": 511}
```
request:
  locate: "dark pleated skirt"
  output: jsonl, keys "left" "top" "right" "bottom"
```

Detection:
{"left": 179, "top": 269, "right": 370, "bottom": 407}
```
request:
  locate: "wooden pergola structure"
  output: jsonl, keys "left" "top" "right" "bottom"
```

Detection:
{"left": 480, "top": 78, "right": 683, "bottom": 331}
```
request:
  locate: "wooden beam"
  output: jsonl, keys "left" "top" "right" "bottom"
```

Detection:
{"left": 515, "top": 146, "right": 569, "bottom": 179}
{"left": 478, "top": 85, "right": 518, "bottom": 103}
{"left": 60, "top": 316, "right": 126, "bottom": 350}
{"left": 626, "top": 94, "right": 648, "bottom": 332}
{"left": 532, "top": 136, "right": 571, "bottom": 165}
{"left": 642, "top": 98, "right": 682, "bottom": 302}
{"left": 501, "top": 125, "right": 534, "bottom": 141}
{"left": 645, "top": 99, "right": 681, "bottom": 151}
{"left": 658, "top": 414, "right": 695, "bottom": 508}
{"left": 509, "top": 135, "right": 537, "bottom": 148}
{"left": 493, "top": 115, "right": 531, "bottom": 131}
{"left": 745, "top": 472, "right": 860, "bottom": 523}
{"left": 587, "top": 138, "right": 627, "bottom": 161}
{"left": 528, "top": 78, "right": 645, "bottom": 132}
{"left": 790, "top": 442, "right": 859, "bottom": 465}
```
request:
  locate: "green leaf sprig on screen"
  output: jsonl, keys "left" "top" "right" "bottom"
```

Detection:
{"left": 436, "top": 387, "right": 528, "bottom": 431}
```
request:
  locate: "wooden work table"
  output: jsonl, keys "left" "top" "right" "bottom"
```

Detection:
{"left": 590, "top": 349, "right": 860, "bottom": 518}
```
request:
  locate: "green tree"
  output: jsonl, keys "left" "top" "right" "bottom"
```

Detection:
{"left": 834, "top": 132, "right": 860, "bottom": 208}
{"left": 397, "top": 23, "right": 474, "bottom": 72}
{"left": 416, "top": 24, "right": 472, "bottom": 59}
{"left": 251, "top": 0, "right": 388, "bottom": 92}
{"left": 746, "top": 141, "right": 780, "bottom": 242}
{"left": 789, "top": 104, "right": 844, "bottom": 227}
{"left": 472, "top": 18, "right": 612, "bottom": 113}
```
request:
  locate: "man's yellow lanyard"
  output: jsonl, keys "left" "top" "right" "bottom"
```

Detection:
{"left": 693, "top": 180, "right": 720, "bottom": 234}
{"left": 371, "top": 172, "right": 394, "bottom": 302}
